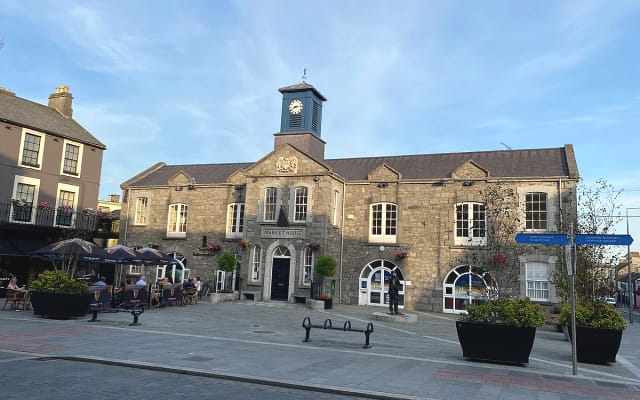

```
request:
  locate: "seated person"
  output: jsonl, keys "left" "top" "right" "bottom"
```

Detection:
{"left": 92, "top": 276, "right": 107, "bottom": 287}
{"left": 135, "top": 275, "right": 147, "bottom": 286}
{"left": 184, "top": 278, "right": 195, "bottom": 289}
{"left": 7, "top": 277, "right": 28, "bottom": 292}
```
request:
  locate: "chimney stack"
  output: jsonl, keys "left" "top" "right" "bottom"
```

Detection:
{"left": 48, "top": 86, "right": 73, "bottom": 117}
{"left": 108, "top": 194, "right": 120, "bottom": 203}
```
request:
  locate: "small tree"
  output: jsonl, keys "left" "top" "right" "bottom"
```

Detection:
{"left": 314, "top": 256, "right": 337, "bottom": 299}
{"left": 552, "top": 179, "right": 623, "bottom": 303}
{"left": 216, "top": 252, "right": 239, "bottom": 291}
{"left": 458, "top": 182, "right": 523, "bottom": 298}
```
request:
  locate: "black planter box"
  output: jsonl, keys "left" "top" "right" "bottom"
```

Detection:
{"left": 456, "top": 321, "right": 537, "bottom": 364}
{"left": 567, "top": 326, "right": 623, "bottom": 364}
{"left": 321, "top": 298, "right": 333, "bottom": 310}
{"left": 31, "top": 291, "right": 91, "bottom": 319}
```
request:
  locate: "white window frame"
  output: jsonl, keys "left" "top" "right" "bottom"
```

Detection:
{"left": 60, "top": 139, "right": 84, "bottom": 177}
{"left": 134, "top": 197, "right": 148, "bottom": 225}
{"left": 263, "top": 187, "right": 278, "bottom": 222}
{"left": 369, "top": 202, "right": 397, "bottom": 244}
{"left": 54, "top": 183, "right": 79, "bottom": 228}
{"left": 526, "top": 262, "right": 550, "bottom": 301}
{"left": 18, "top": 129, "right": 45, "bottom": 170}
{"left": 11, "top": 175, "right": 40, "bottom": 224}
{"left": 293, "top": 186, "right": 308, "bottom": 223}
{"left": 454, "top": 202, "right": 487, "bottom": 246}
{"left": 525, "top": 192, "right": 548, "bottom": 231}
{"left": 167, "top": 203, "right": 188, "bottom": 238}
{"left": 226, "top": 203, "right": 245, "bottom": 238}
{"left": 251, "top": 245, "right": 261, "bottom": 282}
{"left": 302, "top": 246, "right": 313, "bottom": 286}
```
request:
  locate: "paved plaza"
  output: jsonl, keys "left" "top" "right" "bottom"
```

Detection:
{"left": 1, "top": 299, "right": 640, "bottom": 399}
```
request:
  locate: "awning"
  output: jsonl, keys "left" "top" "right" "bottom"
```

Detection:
{"left": 0, "top": 237, "right": 22, "bottom": 256}
{"left": 0, "top": 235, "right": 51, "bottom": 256}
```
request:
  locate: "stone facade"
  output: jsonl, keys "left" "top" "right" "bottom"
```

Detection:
{"left": 120, "top": 82, "right": 579, "bottom": 313}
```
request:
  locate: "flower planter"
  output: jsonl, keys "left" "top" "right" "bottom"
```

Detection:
{"left": 30, "top": 291, "right": 91, "bottom": 319}
{"left": 456, "top": 321, "right": 537, "bottom": 364}
{"left": 321, "top": 298, "right": 333, "bottom": 310}
{"left": 567, "top": 326, "right": 623, "bottom": 364}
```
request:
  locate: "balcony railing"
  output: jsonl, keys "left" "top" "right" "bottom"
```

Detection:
{"left": 0, "top": 203, "right": 119, "bottom": 234}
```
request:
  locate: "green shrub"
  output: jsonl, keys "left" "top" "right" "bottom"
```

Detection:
{"left": 460, "top": 298, "right": 545, "bottom": 328}
{"left": 30, "top": 269, "right": 89, "bottom": 295}
{"left": 217, "top": 252, "right": 239, "bottom": 273}
{"left": 314, "top": 256, "right": 337, "bottom": 278}
{"left": 559, "top": 302, "right": 627, "bottom": 331}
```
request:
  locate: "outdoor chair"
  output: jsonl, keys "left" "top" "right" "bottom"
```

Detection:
{"left": 2, "top": 289, "right": 30, "bottom": 311}
{"left": 183, "top": 287, "right": 198, "bottom": 304}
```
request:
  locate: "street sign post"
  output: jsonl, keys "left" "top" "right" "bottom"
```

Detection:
{"left": 514, "top": 233, "right": 568, "bottom": 245}
{"left": 575, "top": 234, "right": 633, "bottom": 246}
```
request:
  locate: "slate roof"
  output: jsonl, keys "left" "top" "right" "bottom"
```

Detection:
{"left": 124, "top": 145, "right": 578, "bottom": 187}
{"left": 0, "top": 90, "right": 106, "bottom": 149}
{"left": 278, "top": 82, "right": 327, "bottom": 101}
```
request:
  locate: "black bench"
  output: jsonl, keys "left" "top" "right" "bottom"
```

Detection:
{"left": 302, "top": 317, "right": 374, "bottom": 349}
{"left": 87, "top": 286, "right": 144, "bottom": 326}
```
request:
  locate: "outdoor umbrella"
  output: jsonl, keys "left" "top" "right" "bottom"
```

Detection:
{"left": 136, "top": 247, "right": 177, "bottom": 265}
{"left": 31, "top": 238, "right": 116, "bottom": 278}
{"left": 104, "top": 245, "right": 142, "bottom": 264}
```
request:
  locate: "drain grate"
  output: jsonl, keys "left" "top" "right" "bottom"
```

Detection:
{"left": 253, "top": 330, "right": 275, "bottom": 334}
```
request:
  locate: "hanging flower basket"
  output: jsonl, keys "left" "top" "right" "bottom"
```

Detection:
{"left": 309, "top": 241, "right": 320, "bottom": 250}
{"left": 395, "top": 251, "right": 408, "bottom": 260}
{"left": 239, "top": 239, "right": 251, "bottom": 249}
{"left": 208, "top": 243, "right": 221, "bottom": 252}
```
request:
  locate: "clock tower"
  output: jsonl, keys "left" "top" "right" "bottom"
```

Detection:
{"left": 275, "top": 79, "right": 327, "bottom": 160}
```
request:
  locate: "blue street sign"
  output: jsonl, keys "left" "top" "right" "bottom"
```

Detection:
{"left": 515, "top": 233, "right": 568, "bottom": 245}
{"left": 575, "top": 234, "right": 633, "bottom": 246}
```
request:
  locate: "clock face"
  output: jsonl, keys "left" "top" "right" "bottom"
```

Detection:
{"left": 288, "top": 99, "right": 303, "bottom": 115}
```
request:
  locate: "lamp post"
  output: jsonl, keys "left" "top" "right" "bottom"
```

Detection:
{"left": 626, "top": 207, "right": 640, "bottom": 323}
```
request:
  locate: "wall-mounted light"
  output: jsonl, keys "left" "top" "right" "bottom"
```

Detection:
{"left": 175, "top": 186, "right": 183, "bottom": 191}
{"left": 462, "top": 181, "right": 473, "bottom": 186}
{"left": 377, "top": 182, "right": 388, "bottom": 188}
{"left": 187, "top": 184, "right": 195, "bottom": 191}
{"left": 313, "top": 176, "right": 320, "bottom": 182}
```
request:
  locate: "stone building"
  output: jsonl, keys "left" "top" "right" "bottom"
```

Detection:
{"left": 119, "top": 81, "right": 579, "bottom": 313}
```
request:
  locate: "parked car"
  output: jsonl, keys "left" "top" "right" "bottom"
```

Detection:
{"left": 598, "top": 296, "right": 617, "bottom": 306}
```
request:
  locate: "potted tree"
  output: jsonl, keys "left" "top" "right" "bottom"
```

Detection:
{"left": 456, "top": 298, "right": 546, "bottom": 364}
{"left": 314, "top": 256, "right": 337, "bottom": 310}
{"left": 216, "top": 252, "right": 239, "bottom": 298}
{"left": 559, "top": 301, "right": 627, "bottom": 364}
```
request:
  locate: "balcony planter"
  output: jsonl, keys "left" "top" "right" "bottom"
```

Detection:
{"left": 31, "top": 291, "right": 91, "bottom": 319}
{"left": 456, "top": 298, "right": 545, "bottom": 365}
{"left": 319, "top": 296, "right": 333, "bottom": 310}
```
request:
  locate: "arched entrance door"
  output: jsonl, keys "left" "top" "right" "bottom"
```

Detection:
{"left": 358, "top": 259, "right": 404, "bottom": 309}
{"left": 270, "top": 246, "right": 291, "bottom": 301}
{"left": 443, "top": 265, "right": 494, "bottom": 314}
{"left": 158, "top": 252, "right": 190, "bottom": 284}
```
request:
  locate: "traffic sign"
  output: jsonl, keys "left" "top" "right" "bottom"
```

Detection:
{"left": 515, "top": 233, "right": 568, "bottom": 245}
{"left": 575, "top": 234, "right": 633, "bottom": 246}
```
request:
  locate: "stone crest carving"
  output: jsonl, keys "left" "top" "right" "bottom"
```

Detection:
{"left": 276, "top": 156, "right": 298, "bottom": 173}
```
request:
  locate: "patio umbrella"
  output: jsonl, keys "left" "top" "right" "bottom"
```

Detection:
{"left": 105, "top": 245, "right": 142, "bottom": 264}
{"left": 31, "top": 238, "right": 116, "bottom": 278}
{"left": 136, "top": 247, "right": 177, "bottom": 265}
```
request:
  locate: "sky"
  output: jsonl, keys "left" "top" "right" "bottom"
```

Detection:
{"left": 1, "top": 1, "right": 639, "bottom": 251}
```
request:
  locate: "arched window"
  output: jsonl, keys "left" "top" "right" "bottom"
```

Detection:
{"left": 251, "top": 245, "right": 262, "bottom": 282}
{"left": 302, "top": 247, "right": 313, "bottom": 286}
